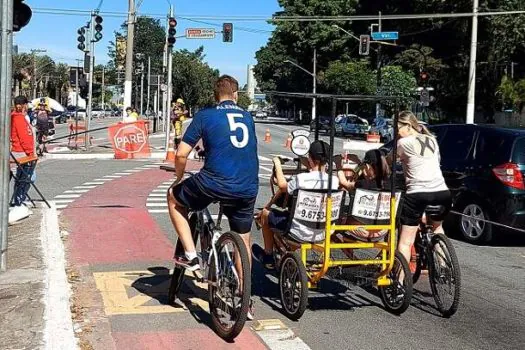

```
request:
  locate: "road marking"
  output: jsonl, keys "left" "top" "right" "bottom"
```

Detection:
{"left": 74, "top": 186, "right": 96, "bottom": 189}
{"left": 148, "top": 193, "right": 166, "bottom": 197}
{"left": 103, "top": 175, "right": 122, "bottom": 178}
{"left": 148, "top": 209, "right": 169, "bottom": 213}
{"left": 147, "top": 198, "right": 166, "bottom": 202}
{"left": 93, "top": 270, "right": 209, "bottom": 315}
{"left": 94, "top": 178, "right": 113, "bottom": 181}
{"left": 259, "top": 165, "right": 273, "bottom": 173}
{"left": 126, "top": 169, "right": 143, "bottom": 172}
{"left": 83, "top": 182, "right": 104, "bottom": 185}
{"left": 55, "top": 194, "right": 81, "bottom": 199}
{"left": 152, "top": 189, "right": 168, "bottom": 193}
{"left": 146, "top": 202, "right": 168, "bottom": 207}
{"left": 53, "top": 200, "right": 74, "bottom": 204}
{"left": 162, "top": 181, "right": 173, "bottom": 185}
{"left": 156, "top": 185, "right": 171, "bottom": 189}
{"left": 114, "top": 172, "right": 132, "bottom": 176}
{"left": 55, "top": 205, "right": 68, "bottom": 209}
{"left": 142, "top": 164, "right": 160, "bottom": 168}
{"left": 252, "top": 319, "right": 311, "bottom": 350}
{"left": 258, "top": 155, "right": 272, "bottom": 162}
{"left": 64, "top": 189, "right": 89, "bottom": 193}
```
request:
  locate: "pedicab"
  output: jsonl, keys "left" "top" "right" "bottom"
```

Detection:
{"left": 255, "top": 92, "right": 413, "bottom": 320}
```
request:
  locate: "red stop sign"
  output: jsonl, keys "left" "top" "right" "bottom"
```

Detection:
{"left": 113, "top": 124, "right": 147, "bottom": 154}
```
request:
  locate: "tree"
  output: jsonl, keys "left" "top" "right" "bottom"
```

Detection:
{"left": 324, "top": 60, "right": 375, "bottom": 95}
{"left": 51, "top": 63, "right": 70, "bottom": 105}
{"left": 171, "top": 46, "right": 220, "bottom": 109}
{"left": 237, "top": 93, "right": 252, "bottom": 110}
{"left": 378, "top": 66, "right": 417, "bottom": 108}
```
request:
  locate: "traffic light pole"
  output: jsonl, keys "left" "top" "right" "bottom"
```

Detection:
{"left": 466, "top": 0, "right": 479, "bottom": 124}
{"left": 124, "top": 0, "right": 136, "bottom": 109}
{"left": 374, "top": 12, "right": 382, "bottom": 119}
{"left": 164, "top": 6, "right": 174, "bottom": 153}
{"left": 86, "top": 13, "right": 95, "bottom": 149}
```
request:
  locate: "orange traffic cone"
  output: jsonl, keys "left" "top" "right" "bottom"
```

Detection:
{"left": 264, "top": 129, "right": 271, "bottom": 143}
{"left": 284, "top": 133, "right": 292, "bottom": 148}
{"left": 165, "top": 137, "right": 176, "bottom": 162}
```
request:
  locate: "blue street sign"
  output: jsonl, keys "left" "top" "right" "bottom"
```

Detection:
{"left": 371, "top": 32, "right": 399, "bottom": 41}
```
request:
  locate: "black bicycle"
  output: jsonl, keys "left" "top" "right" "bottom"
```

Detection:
{"left": 162, "top": 167, "right": 251, "bottom": 341}
{"left": 411, "top": 205, "right": 461, "bottom": 317}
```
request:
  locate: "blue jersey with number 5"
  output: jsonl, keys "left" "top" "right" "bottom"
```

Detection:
{"left": 182, "top": 100, "right": 259, "bottom": 199}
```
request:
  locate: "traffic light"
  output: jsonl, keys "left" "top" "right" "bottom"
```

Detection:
{"left": 93, "top": 15, "right": 103, "bottom": 42}
{"left": 167, "top": 17, "right": 177, "bottom": 48}
{"left": 420, "top": 71, "right": 430, "bottom": 86}
{"left": 13, "top": 0, "right": 32, "bottom": 32}
{"left": 223, "top": 23, "right": 233, "bottom": 43}
{"left": 359, "top": 35, "right": 370, "bottom": 56}
{"left": 77, "top": 27, "right": 86, "bottom": 51}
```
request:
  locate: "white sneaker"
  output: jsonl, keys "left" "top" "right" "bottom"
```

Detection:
{"left": 8, "top": 205, "right": 31, "bottom": 225}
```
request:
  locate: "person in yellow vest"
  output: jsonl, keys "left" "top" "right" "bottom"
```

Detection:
{"left": 171, "top": 98, "right": 188, "bottom": 149}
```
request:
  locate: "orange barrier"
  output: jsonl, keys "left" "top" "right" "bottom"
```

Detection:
{"left": 108, "top": 120, "right": 151, "bottom": 159}
{"left": 68, "top": 121, "right": 93, "bottom": 148}
{"left": 366, "top": 133, "right": 381, "bottom": 143}
{"left": 284, "top": 133, "right": 292, "bottom": 149}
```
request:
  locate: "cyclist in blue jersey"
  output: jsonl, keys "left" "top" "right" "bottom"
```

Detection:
{"left": 167, "top": 75, "right": 258, "bottom": 316}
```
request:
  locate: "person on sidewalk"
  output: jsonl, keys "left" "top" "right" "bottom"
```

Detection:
{"left": 35, "top": 101, "right": 50, "bottom": 156}
{"left": 10, "top": 96, "right": 37, "bottom": 224}
{"left": 171, "top": 98, "right": 188, "bottom": 149}
{"left": 123, "top": 106, "right": 138, "bottom": 123}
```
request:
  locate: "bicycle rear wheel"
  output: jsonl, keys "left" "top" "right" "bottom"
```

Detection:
{"left": 428, "top": 233, "right": 461, "bottom": 318}
{"left": 208, "top": 231, "right": 251, "bottom": 341}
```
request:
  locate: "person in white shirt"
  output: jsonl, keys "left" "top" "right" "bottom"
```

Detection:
{"left": 256, "top": 140, "right": 350, "bottom": 269}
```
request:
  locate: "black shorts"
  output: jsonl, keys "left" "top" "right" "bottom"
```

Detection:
{"left": 172, "top": 176, "right": 256, "bottom": 233}
{"left": 268, "top": 209, "right": 290, "bottom": 233}
{"left": 400, "top": 190, "right": 452, "bottom": 226}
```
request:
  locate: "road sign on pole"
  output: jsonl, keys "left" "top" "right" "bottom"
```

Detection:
{"left": 371, "top": 31, "right": 399, "bottom": 41}
{"left": 185, "top": 28, "right": 216, "bottom": 39}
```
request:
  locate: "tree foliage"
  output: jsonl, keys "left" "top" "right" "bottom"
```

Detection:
{"left": 236, "top": 93, "right": 252, "bottom": 110}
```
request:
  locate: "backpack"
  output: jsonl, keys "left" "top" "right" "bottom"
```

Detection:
{"left": 36, "top": 111, "right": 49, "bottom": 128}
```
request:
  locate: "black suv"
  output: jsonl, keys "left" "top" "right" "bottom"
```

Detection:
{"left": 382, "top": 124, "right": 525, "bottom": 244}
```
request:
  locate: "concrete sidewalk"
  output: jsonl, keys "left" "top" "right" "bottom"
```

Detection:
{"left": 0, "top": 205, "right": 77, "bottom": 350}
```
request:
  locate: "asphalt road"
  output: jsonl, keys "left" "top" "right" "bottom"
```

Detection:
{"left": 31, "top": 120, "right": 525, "bottom": 350}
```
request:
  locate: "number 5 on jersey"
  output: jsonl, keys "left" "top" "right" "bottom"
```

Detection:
{"left": 227, "top": 113, "right": 249, "bottom": 148}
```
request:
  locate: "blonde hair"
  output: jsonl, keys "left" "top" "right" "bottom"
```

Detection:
{"left": 398, "top": 111, "right": 433, "bottom": 137}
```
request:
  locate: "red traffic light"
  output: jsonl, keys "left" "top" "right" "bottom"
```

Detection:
{"left": 420, "top": 71, "right": 430, "bottom": 81}
{"left": 169, "top": 17, "right": 177, "bottom": 28}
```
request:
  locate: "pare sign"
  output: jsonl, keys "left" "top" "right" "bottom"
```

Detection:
{"left": 113, "top": 124, "right": 147, "bottom": 153}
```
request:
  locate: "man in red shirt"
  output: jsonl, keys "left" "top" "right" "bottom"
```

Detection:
{"left": 10, "top": 96, "right": 36, "bottom": 223}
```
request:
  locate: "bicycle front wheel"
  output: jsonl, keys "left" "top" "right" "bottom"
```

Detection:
{"left": 208, "top": 231, "right": 251, "bottom": 341}
{"left": 428, "top": 233, "right": 461, "bottom": 318}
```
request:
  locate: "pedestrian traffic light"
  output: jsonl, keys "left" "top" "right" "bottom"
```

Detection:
{"left": 93, "top": 15, "right": 103, "bottom": 42}
{"left": 223, "top": 23, "right": 233, "bottom": 43}
{"left": 167, "top": 17, "right": 177, "bottom": 48}
{"left": 420, "top": 71, "right": 430, "bottom": 86}
{"left": 77, "top": 27, "right": 86, "bottom": 51}
{"left": 359, "top": 35, "right": 370, "bottom": 56}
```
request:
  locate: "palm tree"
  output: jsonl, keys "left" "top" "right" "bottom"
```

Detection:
{"left": 12, "top": 53, "right": 32, "bottom": 96}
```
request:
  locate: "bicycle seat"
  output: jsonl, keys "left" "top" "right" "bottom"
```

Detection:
{"left": 424, "top": 205, "right": 446, "bottom": 220}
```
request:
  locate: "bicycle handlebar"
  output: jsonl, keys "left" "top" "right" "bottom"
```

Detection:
{"left": 159, "top": 165, "right": 197, "bottom": 177}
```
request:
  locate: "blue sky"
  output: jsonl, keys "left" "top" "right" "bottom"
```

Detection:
{"left": 15, "top": 0, "right": 281, "bottom": 85}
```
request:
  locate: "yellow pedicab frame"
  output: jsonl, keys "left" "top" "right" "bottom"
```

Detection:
{"left": 266, "top": 92, "right": 405, "bottom": 288}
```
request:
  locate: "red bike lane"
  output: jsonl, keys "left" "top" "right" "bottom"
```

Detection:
{"left": 60, "top": 161, "right": 267, "bottom": 350}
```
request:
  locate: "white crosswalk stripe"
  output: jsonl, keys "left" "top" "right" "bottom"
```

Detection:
{"left": 83, "top": 182, "right": 104, "bottom": 185}
{"left": 146, "top": 202, "right": 168, "bottom": 207}
{"left": 103, "top": 175, "right": 121, "bottom": 178}
{"left": 74, "top": 186, "right": 96, "bottom": 189}
{"left": 94, "top": 178, "right": 113, "bottom": 181}
{"left": 64, "top": 189, "right": 89, "bottom": 193}
{"left": 55, "top": 194, "right": 82, "bottom": 199}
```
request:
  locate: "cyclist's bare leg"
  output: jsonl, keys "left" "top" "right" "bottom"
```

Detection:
{"left": 260, "top": 210, "right": 275, "bottom": 255}
{"left": 398, "top": 225, "right": 419, "bottom": 282}
{"left": 167, "top": 191, "right": 197, "bottom": 256}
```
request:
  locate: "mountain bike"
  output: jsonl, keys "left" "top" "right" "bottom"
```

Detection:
{"left": 162, "top": 167, "right": 251, "bottom": 341}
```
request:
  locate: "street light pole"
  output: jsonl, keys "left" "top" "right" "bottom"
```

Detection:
{"left": 123, "top": 0, "right": 135, "bottom": 109}
{"left": 466, "top": 0, "right": 479, "bottom": 124}
{"left": 147, "top": 55, "right": 151, "bottom": 117}
{"left": 86, "top": 13, "right": 95, "bottom": 149}
{"left": 164, "top": 6, "right": 174, "bottom": 152}
{"left": 284, "top": 52, "right": 317, "bottom": 121}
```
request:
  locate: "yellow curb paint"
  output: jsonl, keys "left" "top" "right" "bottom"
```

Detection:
{"left": 93, "top": 270, "right": 209, "bottom": 316}
{"left": 252, "top": 319, "right": 288, "bottom": 331}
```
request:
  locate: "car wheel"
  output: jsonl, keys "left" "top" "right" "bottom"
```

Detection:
{"left": 457, "top": 200, "right": 493, "bottom": 244}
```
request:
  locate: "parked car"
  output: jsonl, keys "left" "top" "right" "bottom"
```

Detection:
{"left": 372, "top": 117, "right": 394, "bottom": 142}
{"left": 255, "top": 110, "right": 268, "bottom": 120}
{"left": 381, "top": 124, "right": 525, "bottom": 243}
{"left": 338, "top": 114, "right": 370, "bottom": 138}
{"left": 91, "top": 108, "right": 105, "bottom": 119}
{"left": 49, "top": 110, "right": 68, "bottom": 124}
{"left": 309, "top": 115, "right": 333, "bottom": 133}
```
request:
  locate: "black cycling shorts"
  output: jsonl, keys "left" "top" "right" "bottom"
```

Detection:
{"left": 400, "top": 190, "right": 452, "bottom": 226}
{"left": 171, "top": 176, "right": 256, "bottom": 234}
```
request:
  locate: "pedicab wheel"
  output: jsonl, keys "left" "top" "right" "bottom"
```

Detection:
{"left": 208, "top": 231, "right": 251, "bottom": 341}
{"left": 428, "top": 234, "right": 461, "bottom": 318}
{"left": 279, "top": 252, "right": 308, "bottom": 321}
{"left": 379, "top": 251, "right": 413, "bottom": 315}
{"left": 168, "top": 214, "right": 198, "bottom": 305}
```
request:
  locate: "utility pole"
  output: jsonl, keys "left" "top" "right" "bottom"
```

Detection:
{"left": 466, "top": 0, "right": 479, "bottom": 124}
{"left": 101, "top": 66, "right": 105, "bottom": 110}
{"left": 164, "top": 6, "right": 174, "bottom": 152}
{"left": 86, "top": 13, "right": 95, "bottom": 149}
{"left": 140, "top": 62, "right": 144, "bottom": 115}
{"left": 123, "top": 0, "right": 135, "bottom": 109}
{"left": 147, "top": 55, "right": 151, "bottom": 117}
{"left": 75, "top": 59, "right": 81, "bottom": 143}
{"left": 372, "top": 12, "right": 382, "bottom": 119}
{"left": 162, "top": 6, "right": 171, "bottom": 134}
{"left": 0, "top": 0, "right": 14, "bottom": 271}
{"left": 312, "top": 48, "right": 317, "bottom": 121}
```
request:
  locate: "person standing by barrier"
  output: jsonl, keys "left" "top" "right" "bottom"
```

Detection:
{"left": 123, "top": 106, "right": 138, "bottom": 124}
{"left": 9, "top": 96, "right": 37, "bottom": 223}
{"left": 171, "top": 98, "right": 188, "bottom": 149}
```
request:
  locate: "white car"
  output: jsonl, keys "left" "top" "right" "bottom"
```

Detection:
{"left": 91, "top": 109, "right": 104, "bottom": 119}
{"left": 255, "top": 111, "right": 268, "bottom": 119}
